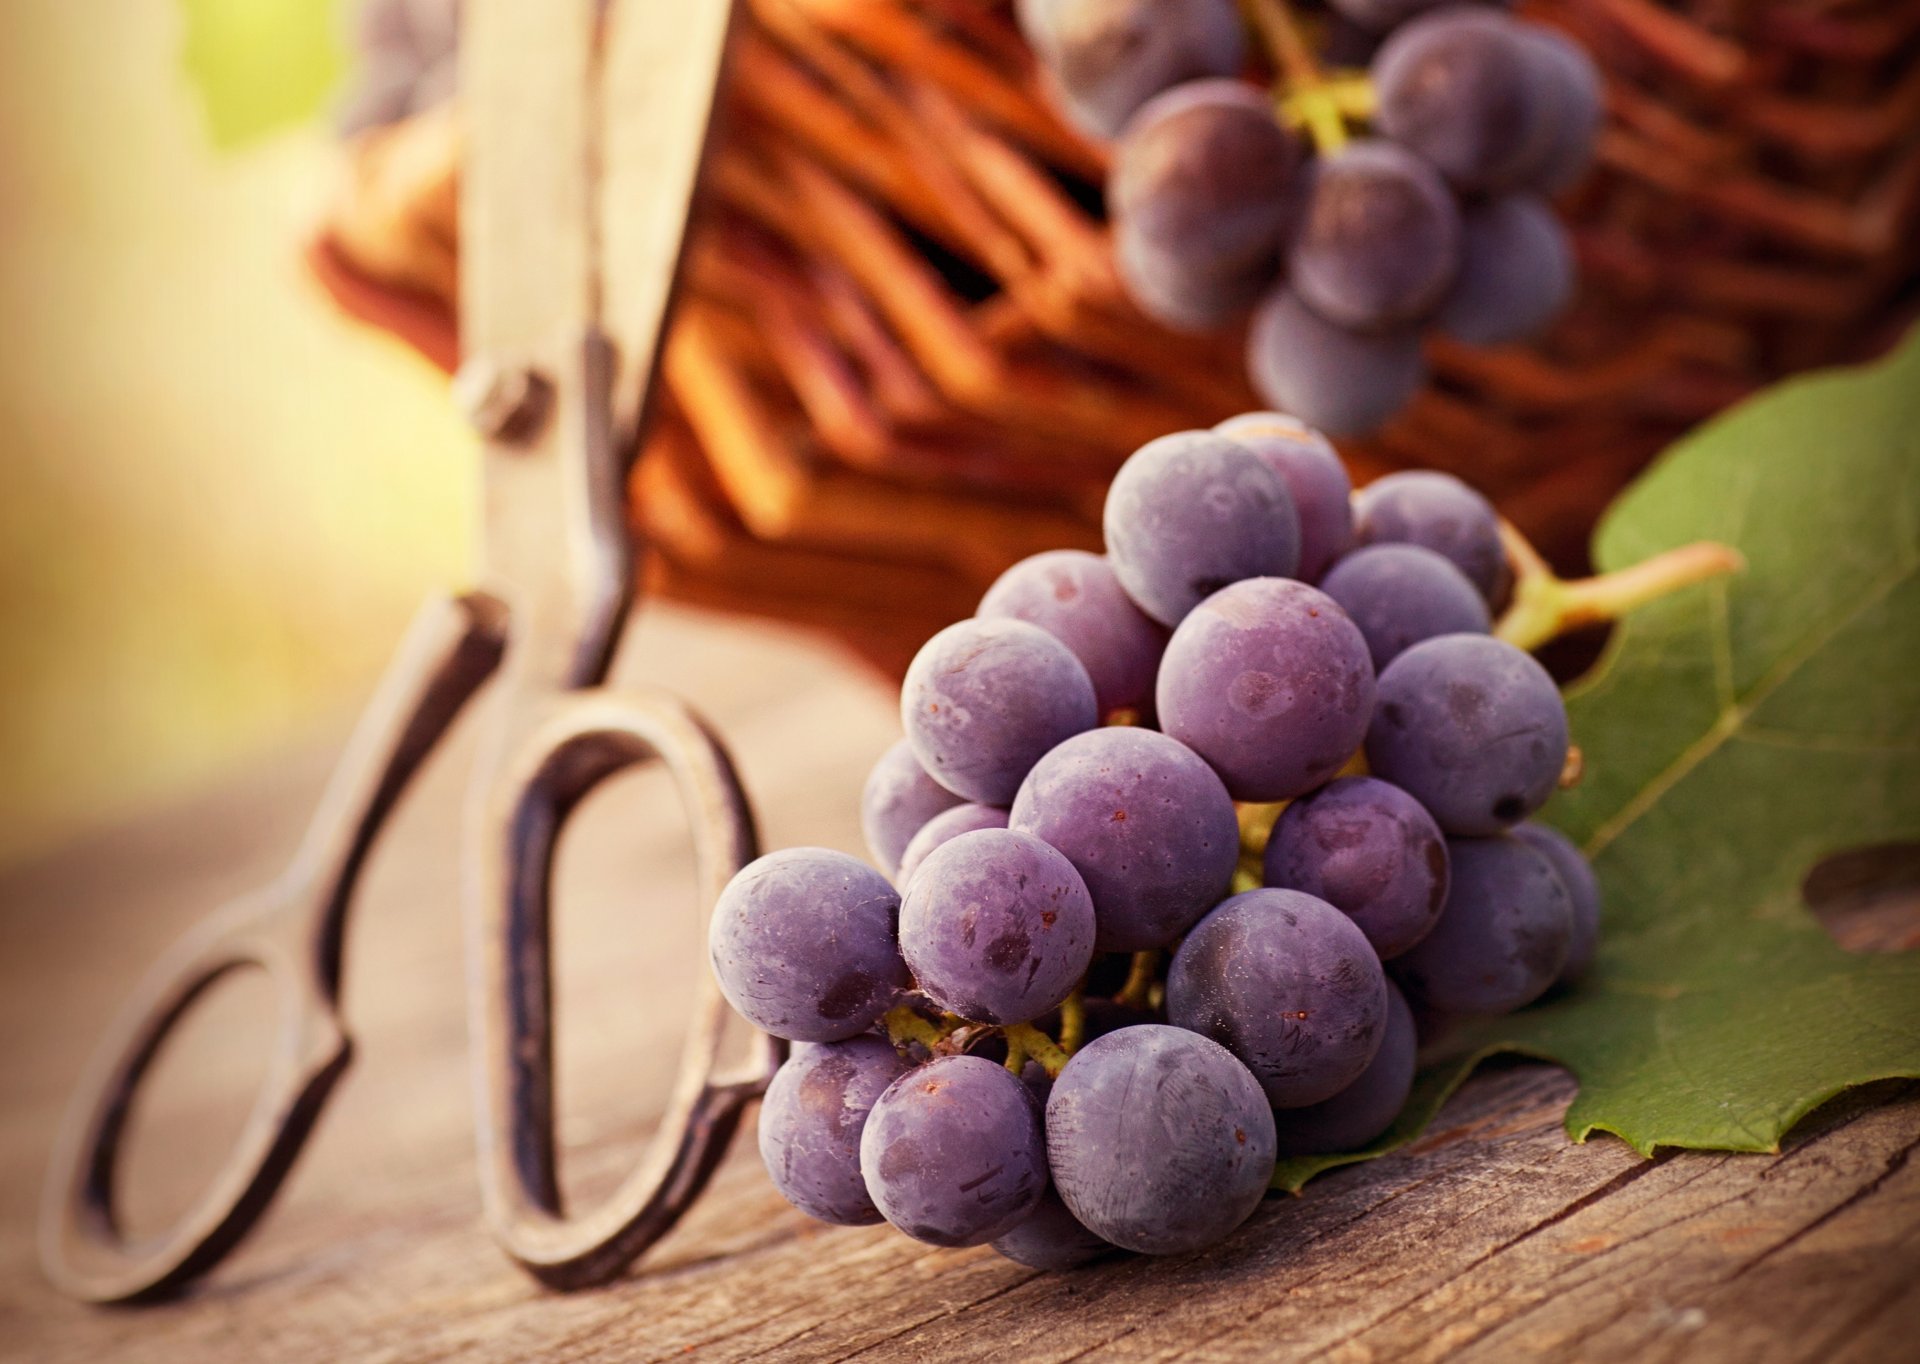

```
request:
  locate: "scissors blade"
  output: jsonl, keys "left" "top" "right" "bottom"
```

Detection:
{"left": 461, "top": 0, "right": 737, "bottom": 692}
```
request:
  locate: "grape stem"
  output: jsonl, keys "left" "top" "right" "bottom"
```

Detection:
{"left": 1117, "top": 951, "right": 1159, "bottom": 1010}
{"left": 1004, "top": 1023, "right": 1071, "bottom": 1078}
{"left": 1237, "top": 800, "right": 1289, "bottom": 858}
{"left": 883, "top": 1002, "right": 960, "bottom": 1052}
{"left": 1242, "top": 0, "right": 1353, "bottom": 154}
{"left": 1495, "top": 521, "right": 1746, "bottom": 653}
{"left": 1058, "top": 987, "right": 1087, "bottom": 1054}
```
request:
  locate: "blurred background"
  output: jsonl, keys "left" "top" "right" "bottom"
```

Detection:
{"left": 0, "top": 0, "right": 472, "bottom": 865}
{"left": 5, "top": 0, "right": 1914, "bottom": 866}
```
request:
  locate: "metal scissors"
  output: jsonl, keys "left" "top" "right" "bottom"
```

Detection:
{"left": 40, "top": 0, "right": 777, "bottom": 1303}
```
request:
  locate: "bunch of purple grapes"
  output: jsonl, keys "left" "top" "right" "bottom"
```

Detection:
{"left": 710, "top": 412, "right": 1602, "bottom": 1267}
{"left": 1015, "top": 0, "right": 1602, "bottom": 437}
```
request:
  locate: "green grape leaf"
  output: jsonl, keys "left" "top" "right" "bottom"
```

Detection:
{"left": 1277, "top": 333, "right": 1920, "bottom": 1191}
{"left": 180, "top": 0, "right": 345, "bottom": 148}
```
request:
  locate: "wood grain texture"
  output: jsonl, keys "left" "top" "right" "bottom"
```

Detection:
{"left": 1, "top": 605, "right": 1916, "bottom": 1362}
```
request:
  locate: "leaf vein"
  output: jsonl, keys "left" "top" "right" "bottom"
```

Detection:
{"left": 1585, "top": 552, "right": 1918, "bottom": 861}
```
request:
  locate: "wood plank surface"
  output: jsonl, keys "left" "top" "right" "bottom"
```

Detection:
{"left": 1, "top": 605, "right": 1915, "bottom": 1363}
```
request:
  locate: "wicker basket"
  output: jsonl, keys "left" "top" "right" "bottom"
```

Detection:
{"left": 313, "top": 0, "right": 1920, "bottom": 677}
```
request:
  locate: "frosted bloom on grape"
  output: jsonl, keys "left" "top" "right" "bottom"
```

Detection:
{"left": 1437, "top": 195, "right": 1574, "bottom": 348}
{"left": 1103, "top": 431, "right": 1302, "bottom": 627}
{"left": 902, "top": 617, "right": 1097, "bottom": 805}
{"left": 991, "top": 1189, "right": 1116, "bottom": 1270}
{"left": 1168, "top": 889, "right": 1390, "bottom": 1107}
{"left": 861, "top": 1055, "right": 1047, "bottom": 1247}
{"left": 1319, "top": 542, "right": 1492, "bottom": 670}
{"left": 1366, "top": 633, "right": 1568, "bottom": 834}
{"left": 860, "top": 738, "right": 964, "bottom": 878}
{"left": 1111, "top": 80, "right": 1309, "bottom": 331}
{"left": 1515, "top": 821, "right": 1601, "bottom": 984}
{"left": 1392, "top": 834, "right": 1573, "bottom": 1014}
{"left": 709, "top": 848, "right": 907, "bottom": 1043}
{"left": 758, "top": 1036, "right": 909, "bottom": 1225}
{"left": 1046, "top": 1026, "right": 1275, "bottom": 1255}
{"left": 1373, "top": 9, "right": 1559, "bottom": 192}
{"left": 895, "top": 803, "right": 1009, "bottom": 891}
{"left": 898, "top": 828, "right": 1096, "bottom": 1025}
{"left": 978, "top": 549, "right": 1167, "bottom": 720}
{"left": 1264, "top": 775, "right": 1451, "bottom": 959}
{"left": 1273, "top": 981, "right": 1418, "bottom": 1156}
{"left": 1351, "top": 470, "right": 1507, "bottom": 603}
{"left": 1011, "top": 726, "right": 1239, "bottom": 952}
{"left": 1156, "top": 577, "right": 1375, "bottom": 801}
{"left": 1288, "top": 140, "right": 1462, "bottom": 329}
{"left": 1514, "top": 25, "right": 1603, "bottom": 194}
{"left": 1016, "top": 0, "right": 1246, "bottom": 140}
{"left": 1247, "top": 288, "right": 1427, "bottom": 438}
{"left": 1214, "top": 411, "right": 1355, "bottom": 582}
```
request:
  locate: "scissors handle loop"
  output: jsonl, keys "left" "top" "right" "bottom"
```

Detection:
{"left": 468, "top": 685, "right": 775, "bottom": 1288}
{"left": 39, "top": 595, "right": 506, "bottom": 1303}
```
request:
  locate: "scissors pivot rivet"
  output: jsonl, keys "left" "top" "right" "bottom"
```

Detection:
{"left": 454, "top": 359, "right": 553, "bottom": 445}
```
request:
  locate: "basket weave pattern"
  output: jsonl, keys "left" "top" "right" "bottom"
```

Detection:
{"left": 317, "top": 0, "right": 1920, "bottom": 676}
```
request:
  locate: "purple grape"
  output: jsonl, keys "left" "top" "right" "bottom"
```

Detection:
{"left": 991, "top": 1188, "right": 1117, "bottom": 1270}
{"left": 1437, "top": 195, "right": 1574, "bottom": 347}
{"left": 1010, "top": 727, "right": 1240, "bottom": 953}
{"left": 1517, "top": 26, "right": 1603, "bottom": 194}
{"left": 860, "top": 1054, "right": 1048, "bottom": 1247}
{"left": 896, "top": 803, "right": 1009, "bottom": 889}
{"left": 1263, "top": 775, "right": 1450, "bottom": 959}
{"left": 1288, "top": 141, "right": 1462, "bottom": 329}
{"left": 1116, "top": 230, "right": 1273, "bottom": 334}
{"left": 1247, "top": 287, "right": 1427, "bottom": 438}
{"left": 1156, "top": 577, "right": 1376, "bottom": 801}
{"left": 1373, "top": 9, "right": 1560, "bottom": 193}
{"left": 861, "top": 737, "right": 965, "bottom": 878}
{"left": 709, "top": 849, "right": 907, "bottom": 1042}
{"left": 1111, "top": 80, "right": 1310, "bottom": 331}
{"left": 1318, "top": 543, "right": 1492, "bottom": 671}
{"left": 1391, "top": 833, "right": 1573, "bottom": 1013}
{"left": 1515, "top": 822, "right": 1601, "bottom": 984}
{"left": 1366, "top": 633, "right": 1569, "bottom": 835}
{"left": 1103, "top": 431, "right": 1302, "bottom": 628}
{"left": 978, "top": 549, "right": 1168, "bottom": 720}
{"left": 1168, "top": 889, "right": 1389, "bottom": 1107}
{"left": 1046, "top": 1025, "right": 1276, "bottom": 1255}
{"left": 1273, "top": 981, "right": 1417, "bottom": 1155}
{"left": 1015, "top": 0, "right": 1246, "bottom": 140}
{"left": 758, "top": 1036, "right": 909, "bottom": 1225}
{"left": 902, "top": 618, "right": 1098, "bottom": 804}
{"left": 899, "top": 828, "right": 1097, "bottom": 1025}
{"left": 1351, "top": 470, "right": 1507, "bottom": 602}
{"left": 1213, "top": 411, "right": 1354, "bottom": 582}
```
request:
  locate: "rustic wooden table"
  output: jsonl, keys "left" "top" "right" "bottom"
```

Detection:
{"left": 2, "top": 606, "right": 1915, "bottom": 1363}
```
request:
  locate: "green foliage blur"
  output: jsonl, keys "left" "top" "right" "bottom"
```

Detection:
{"left": 182, "top": 0, "right": 346, "bottom": 146}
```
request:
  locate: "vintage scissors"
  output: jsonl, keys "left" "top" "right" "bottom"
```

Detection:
{"left": 40, "top": 0, "right": 778, "bottom": 1303}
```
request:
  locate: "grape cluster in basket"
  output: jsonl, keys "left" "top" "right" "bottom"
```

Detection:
{"left": 709, "top": 413, "right": 1602, "bottom": 1268}
{"left": 1015, "top": 0, "right": 1602, "bottom": 437}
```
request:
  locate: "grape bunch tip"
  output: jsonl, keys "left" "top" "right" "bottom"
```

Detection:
{"left": 713, "top": 406, "right": 1739, "bottom": 1269}
{"left": 1018, "top": 0, "right": 1605, "bottom": 437}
